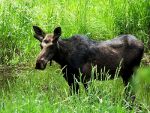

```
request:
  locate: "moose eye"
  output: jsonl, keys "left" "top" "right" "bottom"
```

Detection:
{"left": 43, "top": 40, "right": 49, "bottom": 44}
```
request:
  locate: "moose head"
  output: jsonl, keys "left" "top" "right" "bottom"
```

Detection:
{"left": 33, "top": 26, "right": 61, "bottom": 70}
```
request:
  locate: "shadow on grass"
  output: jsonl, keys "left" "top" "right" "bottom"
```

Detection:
{"left": 0, "top": 64, "right": 30, "bottom": 90}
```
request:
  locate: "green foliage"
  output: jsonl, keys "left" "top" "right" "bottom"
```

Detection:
{"left": 0, "top": 0, "right": 150, "bottom": 64}
{"left": 134, "top": 67, "right": 150, "bottom": 108}
{"left": 0, "top": 66, "right": 149, "bottom": 113}
{"left": 0, "top": 0, "right": 150, "bottom": 112}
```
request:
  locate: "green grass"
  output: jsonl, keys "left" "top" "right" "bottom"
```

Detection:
{"left": 0, "top": 0, "right": 150, "bottom": 64}
{"left": 0, "top": 0, "right": 150, "bottom": 112}
{"left": 0, "top": 66, "right": 150, "bottom": 113}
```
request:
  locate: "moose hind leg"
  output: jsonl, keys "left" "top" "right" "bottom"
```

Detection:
{"left": 122, "top": 70, "right": 136, "bottom": 108}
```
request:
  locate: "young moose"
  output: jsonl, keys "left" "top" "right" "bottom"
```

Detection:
{"left": 33, "top": 26, "right": 144, "bottom": 93}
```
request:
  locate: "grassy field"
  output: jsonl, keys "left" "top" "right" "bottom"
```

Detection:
{"left": 0, "top": 0, "right": 150, "bottom": 64}
{"left": 0, "top": 65, "right": 150, "bottom": 112}
{"left": 0, "top": 0, "right": 150, "bottom": 112}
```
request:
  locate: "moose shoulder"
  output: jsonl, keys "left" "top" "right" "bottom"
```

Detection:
{"left": 33, "top": 26, "right": 144, "bottom": 93}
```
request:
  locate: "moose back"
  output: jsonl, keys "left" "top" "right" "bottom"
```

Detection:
{"left": 33, "top": 26, "right": 144, "bottom": 93}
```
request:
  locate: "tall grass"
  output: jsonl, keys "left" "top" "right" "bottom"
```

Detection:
{"left": 0, "top": 66, "right": 150, "bottom": 112}
{"left": 0, "top": 0, "right": 150, "bottom": 65}
{"left": 0, "top": 0, "right": 150, "bottom": 112}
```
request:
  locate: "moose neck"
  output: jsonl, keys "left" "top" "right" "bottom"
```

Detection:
{"left": 53, "top": 40, "right": 70, "bottom": 67}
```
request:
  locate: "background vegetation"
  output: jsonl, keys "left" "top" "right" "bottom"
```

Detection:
{"left": 0, "top": 0, "right": 150, "bottom": 65}
{"left": 0, "top": 0, "right": 150, "bottom": 112}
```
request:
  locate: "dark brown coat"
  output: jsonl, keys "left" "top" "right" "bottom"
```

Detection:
{"left": 33, "top": 26, "right": 144, "bottom": 93}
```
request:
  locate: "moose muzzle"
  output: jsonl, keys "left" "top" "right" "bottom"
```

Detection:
{"left": 35, "top": 59, "right": 47, "bottom": 70}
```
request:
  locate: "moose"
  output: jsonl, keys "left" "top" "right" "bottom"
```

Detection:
{"left": 33, "top": 26, "right": 144, "bottom": 94}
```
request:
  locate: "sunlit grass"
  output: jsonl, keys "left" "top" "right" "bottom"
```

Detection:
{"left": 0, "top": 0, "right": 150, "bottom": 64}
{"left": 0, "top": 0, "right": 150, "bottom": 112}
{"left": 0, "top": 66, "right": 150, "bottom": 112}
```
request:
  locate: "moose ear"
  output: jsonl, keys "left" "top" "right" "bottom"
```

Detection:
{"left": 33, "top": 26, "right": 45, "bottom": 42}
{"left": 54, "top": 27, "right": 61, "bottom": 38}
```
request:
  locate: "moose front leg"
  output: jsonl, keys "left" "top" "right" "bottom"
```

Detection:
{"left": 81, "top": 63, "right": 92, "bottom": 91}
{"left": 68, "top": 82, "right": 79, "bottom": 94}
{"left": 63, "top": 73, "right": 80, "bottom": 94}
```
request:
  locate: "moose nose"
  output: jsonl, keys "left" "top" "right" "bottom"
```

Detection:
{"left": 35, "top": 59, "right": 46, "bottom": 70}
